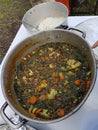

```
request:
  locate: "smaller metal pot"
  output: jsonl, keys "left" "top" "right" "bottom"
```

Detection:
{"left": 22, "top": 2, "right": 68, "bottom": 33}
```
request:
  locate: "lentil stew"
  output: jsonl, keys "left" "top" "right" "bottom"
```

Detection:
{"left": 13, "top": 42, "right": 91, "bottom": 120}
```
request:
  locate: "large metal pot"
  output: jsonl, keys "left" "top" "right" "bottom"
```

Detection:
{"left": 0, "top": 29, "right": 97, "bottom": 130}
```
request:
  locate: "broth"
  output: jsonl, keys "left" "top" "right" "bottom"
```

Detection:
{"left": 13, "top": 42, "right": 91, "bottom": 120}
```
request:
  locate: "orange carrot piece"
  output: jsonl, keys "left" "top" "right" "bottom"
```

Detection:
{"left": 52, "top": 72, "right": 57, "bottom": 78}
{"left": 74, "top": 79, "right": 81, "bottom": 85}
{"left": 35, "top": 108, "right": 42, "bottom": 115}
{"left": 57, "top": 109, "right": 65, "bottom": 117}
{"left": 60, "top": 74, "right": 65, "bottom": 80}
{"left": 27, "top": 96, "right": 37, "bottom": 104}
{"left": 39, "top": 95, "right": 46, "bottom": 100}
{"left": 45, "top": 56, "right": 50, "bottom": 61}
{"left": 38, "top": 66, "right": 43, "bottom": 71}
{"left": 41, "top": 80, "right": 47, "bottom": 83}
{"left": 35, "top": 86, "right": 41, "bottom": 91}
{"left": 86, "top": 80, "right": 91, "bottom": 89}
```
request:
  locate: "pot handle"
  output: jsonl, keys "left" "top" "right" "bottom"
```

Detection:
{"left": 56, "top": 25, "right": 69, "bottom": 29}
{"left": 0, "top": 102, "right": 26, "bottom": 129}
{"left": 68, "top": 27, "right": 86, "bottom": 38}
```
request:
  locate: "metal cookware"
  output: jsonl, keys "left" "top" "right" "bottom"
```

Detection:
{"left": 22, "top": 2, "right": 68, "bottom": 33}
{"left": 0, "top": 29, "right": 97, "bottom": 130}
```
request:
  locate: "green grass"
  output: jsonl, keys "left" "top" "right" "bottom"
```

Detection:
{"left": 2, "top": 0, "right": 12, "bottom": 3}
{"left": 0, "top": 0, "right": 32, "bottom": 60}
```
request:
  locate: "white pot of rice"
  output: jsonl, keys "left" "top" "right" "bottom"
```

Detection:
{"left": 22, "top": 2, "right": 68, "bottom": 33}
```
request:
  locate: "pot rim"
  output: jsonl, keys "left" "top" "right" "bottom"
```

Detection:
{"left": 0, "top": 29, "right": 97, "bottom": 124}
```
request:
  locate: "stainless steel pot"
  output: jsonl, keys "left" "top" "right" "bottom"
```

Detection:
{"left": 22, "top": 2, "right": 68, "bottom": 33}
{"left": 0, "top": 29, "right": 97, "bottom": 130}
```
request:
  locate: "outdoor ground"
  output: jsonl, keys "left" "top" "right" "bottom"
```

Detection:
{"left": 0, "top": 0, "right": 54, "bottom": 62}
{"left": 0, "top": 0, "right": 32, "bottom": 62}
{"left": 0, "top": 0, "right": 98, "bottom": 62}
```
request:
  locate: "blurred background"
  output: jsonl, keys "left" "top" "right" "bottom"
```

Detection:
{"left": 0, "top": 0, "right": 98, "bottom": 62}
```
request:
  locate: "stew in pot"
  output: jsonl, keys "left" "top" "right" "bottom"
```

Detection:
{"left": 12, "top": 42, "right": 91, "bottom": 120}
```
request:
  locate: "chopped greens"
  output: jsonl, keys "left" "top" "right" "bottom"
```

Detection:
{"left": 13, "top": 42, "right": 91, "bottom": 120}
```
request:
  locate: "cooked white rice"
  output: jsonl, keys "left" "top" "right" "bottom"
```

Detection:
{"left": 38, "top": 17, "right": 65, "bottom": 31}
